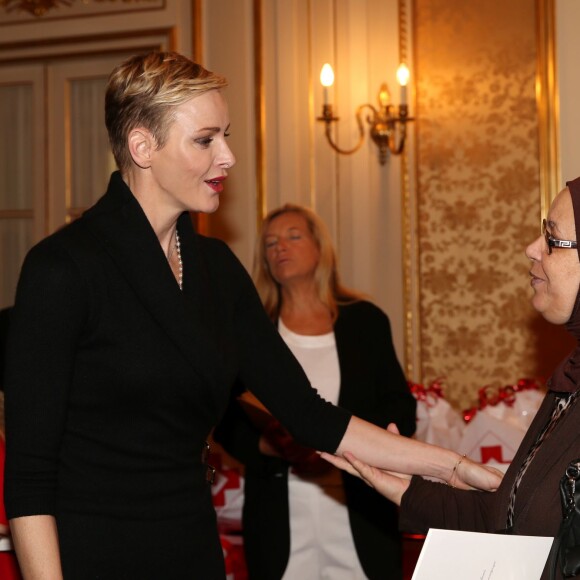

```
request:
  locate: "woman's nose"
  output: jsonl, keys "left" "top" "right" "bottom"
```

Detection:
{"left": 220, "top": 142, "right": 236, "bottom": 169}
{"left": 525, "top": 234, "right": 544, "bottom": 261}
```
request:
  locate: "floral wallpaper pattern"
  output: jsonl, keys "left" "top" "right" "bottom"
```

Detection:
{"left": 414, "top": 0, "right": 546, "bottom": 409}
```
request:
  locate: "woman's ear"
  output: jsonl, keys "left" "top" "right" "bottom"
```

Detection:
{"left": 127, "top": 128, "right": 155, "bottom": 169}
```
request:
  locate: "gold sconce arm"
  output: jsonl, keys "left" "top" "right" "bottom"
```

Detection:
{"left": 317, "top": 72, "right": 415, "bottom": 165}
{"left": 317, "top": 104, "right": 367, "bottom": 156}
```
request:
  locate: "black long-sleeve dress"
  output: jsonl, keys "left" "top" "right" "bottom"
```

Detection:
{"left": 4, "top": 171, "right": 351, "bottom": 579}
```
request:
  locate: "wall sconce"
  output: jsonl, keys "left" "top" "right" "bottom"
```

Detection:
{"left": 317, "top": 63, "right": 414, "bottom": 165}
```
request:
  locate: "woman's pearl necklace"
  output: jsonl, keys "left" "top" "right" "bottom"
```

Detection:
{"left": 175, "top": 230, "right": 183, "bottom": 291}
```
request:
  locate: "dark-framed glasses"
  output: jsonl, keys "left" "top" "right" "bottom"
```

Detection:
{"left": 542, "top": 218, "right": 578, "bottom": 255}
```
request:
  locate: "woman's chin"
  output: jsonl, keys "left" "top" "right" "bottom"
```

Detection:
{"left": 194, "top": 199, "right": 220, "bottom": 214}
{"left": 538, "top": 308, "right": 571, "bottom": 326}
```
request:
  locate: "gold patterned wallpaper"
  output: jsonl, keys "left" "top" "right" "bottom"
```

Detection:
{"left": 414, "top": 0, "right": 568, "bottom": 409}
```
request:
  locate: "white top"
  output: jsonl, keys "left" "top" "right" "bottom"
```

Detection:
{"left": 278, "top": 318, "right": 340, "bottom": 405}
{"left": 278, "top": 317, "right": 342, "bottom": 486}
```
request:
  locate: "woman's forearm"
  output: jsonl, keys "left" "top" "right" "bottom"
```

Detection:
{"left": 337, "top": 416, "right": 501, "bottom": 491}
{"left": 10, "top": 515, "right": 63, "bottom": 580}
{"left": 338, "top": 416, "right": 456, "bottom": 480}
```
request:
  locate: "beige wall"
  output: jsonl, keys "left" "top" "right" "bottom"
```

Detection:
{"left": 410, "top": 0, "right": 579, "bottom": 409}
{"left": 201, "top": 0, "right": 259, "bottom": 268}
{"left": 413, "top": 0, "right": 544, "bottom": 408}
{"left": 557, "top": 0, "right": 580, "bottom": 183}
{"left": 202, "top": 0, "right": 412, "bottom": 372}
{"left": 1, "top": 0, "right": 573, "bottom": 410}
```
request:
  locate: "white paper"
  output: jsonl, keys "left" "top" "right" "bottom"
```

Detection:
{"left": 412, "top": 529, "right": 553, "bottom": 580}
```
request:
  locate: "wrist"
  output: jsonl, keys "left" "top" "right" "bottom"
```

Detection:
{"left": 425, "top": 448, "right": 463, "bottom": 482}
{"left": 447, "top": 453, "right": 467, "bottom": 488}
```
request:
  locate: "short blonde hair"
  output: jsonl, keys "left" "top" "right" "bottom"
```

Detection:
{"left": 253, "top": 204, "right": 363, "bottom": 321}
{"left": 105, "top": 51, "right": 228, "bottom": 173}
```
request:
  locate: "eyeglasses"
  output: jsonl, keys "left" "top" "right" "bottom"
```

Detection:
{"left": 542, "top": 218, "right": 578, "bottom": 255}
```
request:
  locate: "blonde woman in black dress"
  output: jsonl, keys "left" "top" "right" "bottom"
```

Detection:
{"left": 4, "top": 51, "right": 499, "bottom": 579}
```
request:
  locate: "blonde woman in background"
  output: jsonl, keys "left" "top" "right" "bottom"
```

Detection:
{"left": 215, "top": 204, "right": 417, "bottom": 579}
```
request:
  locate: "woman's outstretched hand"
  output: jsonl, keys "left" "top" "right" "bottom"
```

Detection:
{"left": 320, "top": 422, "right": 503, "bottom": 501}
{"left": 321, "top": 450, "right": 503, "bottom": 505}
{"left": 382, "top": 422, "right": 503, "bottom": 491}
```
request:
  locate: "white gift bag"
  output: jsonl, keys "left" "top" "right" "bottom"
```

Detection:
{"left": 459, "top": 381, "right": 545, "bottom": 472}
{"left": 411, "top": 380, "right": 465, "bottom": 451}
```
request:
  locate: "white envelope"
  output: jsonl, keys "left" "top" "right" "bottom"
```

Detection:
{"left": 412, "top": 528, "right": 553, "bottom": 580}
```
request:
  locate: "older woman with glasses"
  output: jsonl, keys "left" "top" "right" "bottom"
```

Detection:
{"left": 323, "top": 178, "right": 580, "bottom": 580}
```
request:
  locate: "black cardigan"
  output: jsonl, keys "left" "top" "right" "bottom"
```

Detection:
{"left": 4, "top": 171, "right": 351, "bottom": 578}
{"left": 214, "top": 300, "right": 416, "bottom": 580}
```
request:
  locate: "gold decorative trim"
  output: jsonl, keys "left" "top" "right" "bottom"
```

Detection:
{"left": 0, "top": 0, "right": 72, "bottom": 17}
{"left": 400, "top": 0, "right": 420, "bottom": 381}
{"left": 307, "top": 0, "right": 316, "bottom": 212}
{"left": 0, "top": 0, "right": 163, "bottom": 19}
{"left": 401, "top": 144, "right": 413, "bottom": 378}
{"left": 0, "top": 29, "right": 172, "bottom": 61}
{"left": 254, "top": 0, "right": 265, "bottom": 225}
{"left": 536, "top": 0, "right": 559, "bottom": 217}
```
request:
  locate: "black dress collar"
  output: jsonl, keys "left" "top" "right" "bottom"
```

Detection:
{"left": 82, "top": 171, "right": 222, "bottom": 392}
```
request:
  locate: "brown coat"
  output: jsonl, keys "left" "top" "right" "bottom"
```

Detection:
{"left": 400, "top": 390, "right": 579, "bottom": 580}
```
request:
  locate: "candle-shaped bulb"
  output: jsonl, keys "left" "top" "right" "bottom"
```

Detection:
{"left": 320, "top": 63, "right": 335, "bottom": 87}
{"left": 378, "top": 83, "right": 390, "bottom": 108}
{"left": 396, "top": 63, "right": 410, "bottom": 105}
{"left": 396, "top": 63, "right": 410, "bottom": 86}
{"left": 320, "top": 63, "right": 334, "bottom": 106}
